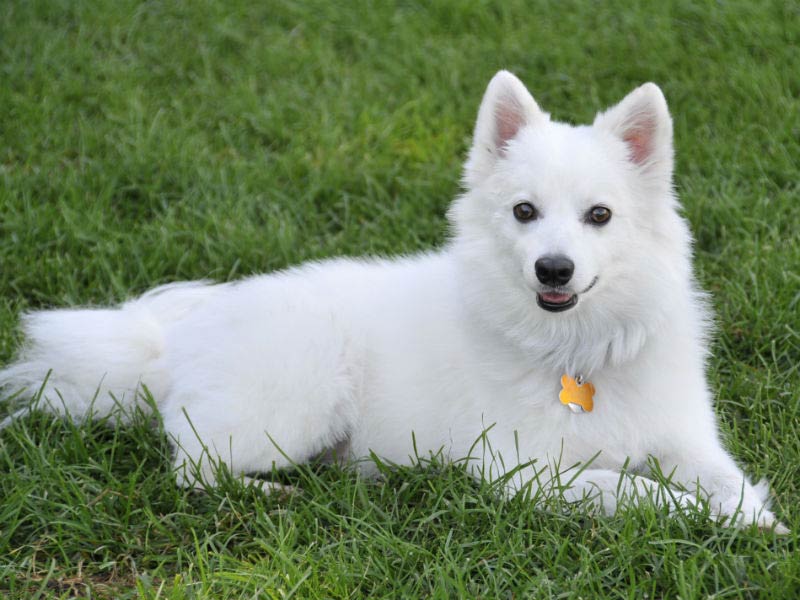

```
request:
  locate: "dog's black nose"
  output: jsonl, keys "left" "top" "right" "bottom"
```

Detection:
{"left": 535, "top": 255, "right": 574, "bottom": 286}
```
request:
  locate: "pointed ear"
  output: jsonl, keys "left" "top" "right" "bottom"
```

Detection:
{"left": 593, "top": 83, "right": 674, "bottom": 187}
{"left": 464, "top": 71, "right": 546, "bottom": 187}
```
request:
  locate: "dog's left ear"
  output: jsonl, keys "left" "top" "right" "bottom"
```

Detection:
{"left": 464, "top": 71, "right": 547, "bottom": 187}
{"left": 594, "top": 83, "right": 674, "bottom": 189}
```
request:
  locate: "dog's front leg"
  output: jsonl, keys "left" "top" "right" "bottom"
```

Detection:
{"left": 654, "top": 443, "right": 788, "bottom": 533}
{"left": 487, "top": 454, "right": 697, "bottom": 517}
{"left": 556, "top": 468, "right": 699, "bottom": 516}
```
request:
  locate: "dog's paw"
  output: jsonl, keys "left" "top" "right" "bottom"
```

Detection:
{"left": 242, "top": 476, "right": 299, "bottom": 498}
{"left": 715, "top": 499, "right": 788, "bottom": 534}
{"left": 766, "top": 521, "right": 791, "bottom": 535}
{"left": 754, "top": 512, "right": 790, "bottom": 535}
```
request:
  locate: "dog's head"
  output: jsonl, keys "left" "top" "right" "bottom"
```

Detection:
{"left": 450, "top": 72, "right": 697, "bottom": 370}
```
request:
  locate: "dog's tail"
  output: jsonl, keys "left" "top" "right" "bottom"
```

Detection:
{"left": 0, "top": 281, "right": 219, "bottom": 425}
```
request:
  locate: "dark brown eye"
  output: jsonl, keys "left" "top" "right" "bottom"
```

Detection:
{"left": 587, "top": 205, "right": 612, "bottom": 225}
{"left": 513, "top": 202, "right": 538, "bottom": 222}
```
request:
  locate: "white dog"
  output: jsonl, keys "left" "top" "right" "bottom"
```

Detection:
{"left": 0, "top": 71, "right": 786, "bottom": 531}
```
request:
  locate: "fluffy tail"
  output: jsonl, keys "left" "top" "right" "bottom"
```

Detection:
{"left": 0, "top": 281, "right": 219, "bottom": 423}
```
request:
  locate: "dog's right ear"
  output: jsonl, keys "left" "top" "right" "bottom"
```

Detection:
{"left": 464, "top": 71, "right": 547, "bottom": 187}
{"left": 593, "top": 83, "right": 674, "bottom": 192}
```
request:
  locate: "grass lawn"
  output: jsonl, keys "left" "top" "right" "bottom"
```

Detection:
{"left": 1, "top": 0, "right": 798, "bottom": 597}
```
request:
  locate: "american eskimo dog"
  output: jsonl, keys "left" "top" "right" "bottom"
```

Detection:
{"left": 0, "top": 71, "right": 786, "bottom": 531}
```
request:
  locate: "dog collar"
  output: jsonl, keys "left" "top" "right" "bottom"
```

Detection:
{"left": 559, "top": 374, "right": 595, "bottom": 413}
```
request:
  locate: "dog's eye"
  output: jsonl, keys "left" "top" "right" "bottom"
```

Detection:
{"left": 513, "top": 202, "right": 538, "bottom": 223}
{"left": 587, "top": 205, "right": 612, "bottom": 225}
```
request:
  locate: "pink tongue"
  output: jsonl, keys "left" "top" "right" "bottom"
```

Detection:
{"left": 541, "top": 292, "right": 573, "bottom": 304}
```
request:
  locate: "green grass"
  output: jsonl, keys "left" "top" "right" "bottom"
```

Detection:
{"left": 1, "top": 0, "right": 798, "bottom": 597}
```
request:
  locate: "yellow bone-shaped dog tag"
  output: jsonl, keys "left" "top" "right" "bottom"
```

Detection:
{"left": 559, "top": 374, "right": 595, "bottom": 413}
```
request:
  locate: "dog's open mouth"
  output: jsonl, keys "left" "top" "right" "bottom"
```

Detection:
{"left": 537, "top": 291, "right": 577, "bottom": 312}
{"left": 536, "top": 277, "right": 598, "bottom": 313}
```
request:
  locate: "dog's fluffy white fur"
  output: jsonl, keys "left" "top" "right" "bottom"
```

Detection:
{"left": 0, "top": 71, "right": 786, "bottom": 531}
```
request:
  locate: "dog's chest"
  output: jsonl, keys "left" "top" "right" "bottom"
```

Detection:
{"left": 506, "top": 369, "right": 658, "bottom": 465}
